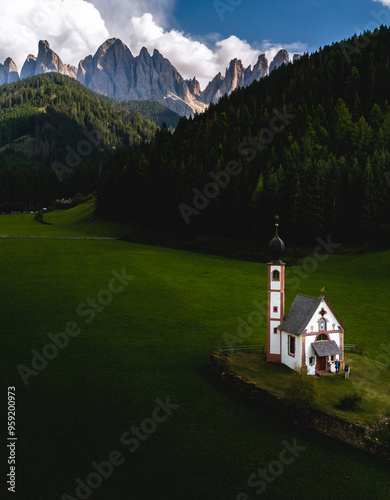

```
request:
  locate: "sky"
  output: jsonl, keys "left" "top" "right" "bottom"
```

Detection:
{"left": 1, "top": 0, "right": 390, "bottom": 89}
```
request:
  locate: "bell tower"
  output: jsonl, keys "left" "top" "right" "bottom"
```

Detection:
{"left": 267, "top": 216, "right": 286, "bottom": 363}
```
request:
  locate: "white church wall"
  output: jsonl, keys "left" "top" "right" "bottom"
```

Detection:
{"left": 305, "top": 341, "right": 317, "bottom": 375}
{"left": 270, "top": 292, "right": 282, "bottom": 320}
{"left": 305, "top": 299, "right": 343, "bottom": 335}
{"left": 269, "top": 320, "right": 281, "bottom": 354}
{"left": 280, "top": 331, "right": 301, "bottom": 371}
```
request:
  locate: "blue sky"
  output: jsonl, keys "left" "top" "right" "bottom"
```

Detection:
{"left": 1, "top": 0, "right": 390, "bottom": 89}
{"left": 173, "top": 0, "right": 388, "bottom": 51}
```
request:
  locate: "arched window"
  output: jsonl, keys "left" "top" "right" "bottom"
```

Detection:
{"left": 317, "top": 333, "right": 328, "bottom": 341}
{"left": 272, "top": 270, "right": 280, "bottom": 281}
{"left": 319, "top": 319, "right": 326, "bottom": 331}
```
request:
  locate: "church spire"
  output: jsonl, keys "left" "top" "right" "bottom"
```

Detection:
{"left": 268, "top": 215, "right": 285, "bottom": 263}
{"left": 266, "top": 217, "right": 286, "bottom": 363}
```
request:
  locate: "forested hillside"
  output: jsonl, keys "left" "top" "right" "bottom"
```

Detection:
{"left": 97, "top": 26, "right": 390, "bottom": 246}
{"left": 0, "top": 73, "right": 157, "bottom": 211}
{"left": 117, "top": 100, "right": 181, "bottom": 129}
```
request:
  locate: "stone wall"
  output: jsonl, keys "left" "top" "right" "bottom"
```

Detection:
{"left": 208, "top": 352, "right": 390, "bottom": 461}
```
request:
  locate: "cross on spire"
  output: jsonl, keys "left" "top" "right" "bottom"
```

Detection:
{"left": 274, "top": 215, "right": 280, "bottom": 234}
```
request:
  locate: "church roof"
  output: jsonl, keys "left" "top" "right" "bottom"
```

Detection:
{"left": 312, "top": 340, "right": 342, "bottom": 357}
{"left": 278, "top": 294, "right": 322, "bottom": 335}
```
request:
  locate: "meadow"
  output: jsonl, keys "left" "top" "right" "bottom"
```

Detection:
{"left": 1, "top": 204, "right": 390, "bottom": 499}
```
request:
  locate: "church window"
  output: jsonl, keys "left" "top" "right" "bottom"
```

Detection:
{"left": 273, "top": 306, "right": 278, "bottom": 313}
{"left": 317, "top": 333, "right": 327, "bottom": 341}
{"left": 274, "top": 328, "right": 278, "bottom": 334}
{"left": 272, "top": 270, "right": 280, "bottom": 281}
{"left": 309, "top": 356, "right": 315, "bottom": 365}
{"left": 288, "top": 336, "right": 295, "bottom": 356}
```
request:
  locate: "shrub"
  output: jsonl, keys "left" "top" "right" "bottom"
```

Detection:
{"left": 35, "top": 210, "right": 43, "bottom": 223}
{"left": 285, "top": 367, "right": 317, "bottom": 413}
{"left": 338, "top": 393, "right": 362, "bottom": 411}
{"left": 355, "top": 343, "right": 366, "bottom": 355}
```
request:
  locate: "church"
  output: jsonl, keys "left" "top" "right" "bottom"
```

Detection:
{"left": 266, "top": 220, "right": 345, "bottom": 375}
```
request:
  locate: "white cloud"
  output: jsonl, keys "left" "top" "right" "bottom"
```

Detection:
{"left": 214, "top": 36, "right": 260, "bottom": 71}
{"left": 129, "top": 14, "right": 307, "bottom": 89}
{"left": 90, "top": 0, "right": 176, "bottom": 36}
{"left": 0, "top": 3, "right": 308, "bottom": 91}
{"left": 129, "top": 13, "right": 218, "bottom": 88}
{"left": 373, "top": 0, "right": 390, "bottom": 6}
{"left": 0, "top": 0, "right": 109, "bottom": 70}
{"left": 260, "top": 41, "right": 308, "bottom": 65}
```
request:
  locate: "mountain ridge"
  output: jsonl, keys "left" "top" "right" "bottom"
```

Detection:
{"left": 0, "top": 39, "right": 300, "bottom": 116}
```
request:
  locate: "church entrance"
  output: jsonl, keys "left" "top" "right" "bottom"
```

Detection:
{"left": 317, "top": 356, "right": 327, "bottom": 371}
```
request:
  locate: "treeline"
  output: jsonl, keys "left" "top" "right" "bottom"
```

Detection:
{"left": 117, "top": 100, "right": 180, "bottom": 129}
{"left": 0, "top": 73, "right": 157, "bottom": 209}
{"left": 96, "top": 26, "right": 390, "bottom": 245}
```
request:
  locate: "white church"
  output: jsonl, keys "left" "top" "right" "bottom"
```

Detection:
{"left": 266, "top": 220, "right": 345, "bottom": 375}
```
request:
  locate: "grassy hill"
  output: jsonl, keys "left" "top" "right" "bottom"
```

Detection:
{"left": 2, "top": 204, "right": 390, "bottom": 499}
{"left": 0, "top": 200, "right": 134, "bottom": 238}
{"left": 0, "top": 73, "right": 157, "bottom": 211}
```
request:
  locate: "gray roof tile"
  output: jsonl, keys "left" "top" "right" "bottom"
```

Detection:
{"left": 312, "top": 340, "right": 342, "bottom": 357}
{"left": 278, "top": 294, "right": 321, "bottom": 335}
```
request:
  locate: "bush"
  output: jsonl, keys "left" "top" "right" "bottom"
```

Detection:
{"left": 338, "top": 393, "right": 362, "bottom": 411}
{"left": 285, "top": 366, "right": 317, "bottom": 413}
{"left": 355, "top": 343, "right": 366, "bottom": 355}
{"left": 35, "top": 210, "right": 43, "bottom": 223}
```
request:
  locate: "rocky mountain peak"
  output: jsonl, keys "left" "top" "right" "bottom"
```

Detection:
{"left": 230, "top": 58, "right": 243, "bottom": 69}
{"left": 254, "top": 54, "right": 268, "bottom": 71}
{"left": 201, "top": 72, "right": 225, "bottom": 105}
{"left": 186, "top": 77, "right": 201, "bottom": 97}
{"left": 202, "top": 54, "right": 269, "bottom": 104}
{"left": 21, "top": 40, "right": 77, "bottom": 80}
{"left": 4, "top": 38, "right": 299, "bottom": 116}
{"left": 97, "top": 38, "right": 119, "bottom": 54}
{"left": 0, "top": 57, "right": 20, "bottom": 85}
{"left": 38, "top": 40, "right": 50, "bottom": 51}
{"left": 113, "top": 39, "right": 133, "bottom": 57}
{"left": 139, "top": 47, "right": 151, "bottom": 59}
{"left": 269, "top": 49, "right": 290, "bottom": 72}
{"left": 244, "top": 54, "right": 269, "bottom": 86}
{"left": 153, "top": 48, "right": 163, "bottom": 58}
{"left": 4, "top": 57, "right": 18, "bottom": 72}
{"left": 20, "top": 55, "right": 37, "bottom": 79}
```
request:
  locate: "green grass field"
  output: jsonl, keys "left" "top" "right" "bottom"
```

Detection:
{"left": 0, "top": 200, "right": 134, "bottom": 238}
{"left": 1, "top": 204, "right": 390, "bottom": 499}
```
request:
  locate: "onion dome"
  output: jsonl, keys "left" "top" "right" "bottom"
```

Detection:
{"left": 268, "top": 216, "right": 285, "bottom": 262}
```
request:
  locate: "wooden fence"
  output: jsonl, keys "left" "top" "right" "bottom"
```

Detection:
{"left": 216, "top": 344, "right": 267, "bottom": 354}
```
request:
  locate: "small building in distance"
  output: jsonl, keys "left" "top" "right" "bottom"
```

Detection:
{"left": 266, "top": 219, "right": 345, "bottom": 375}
